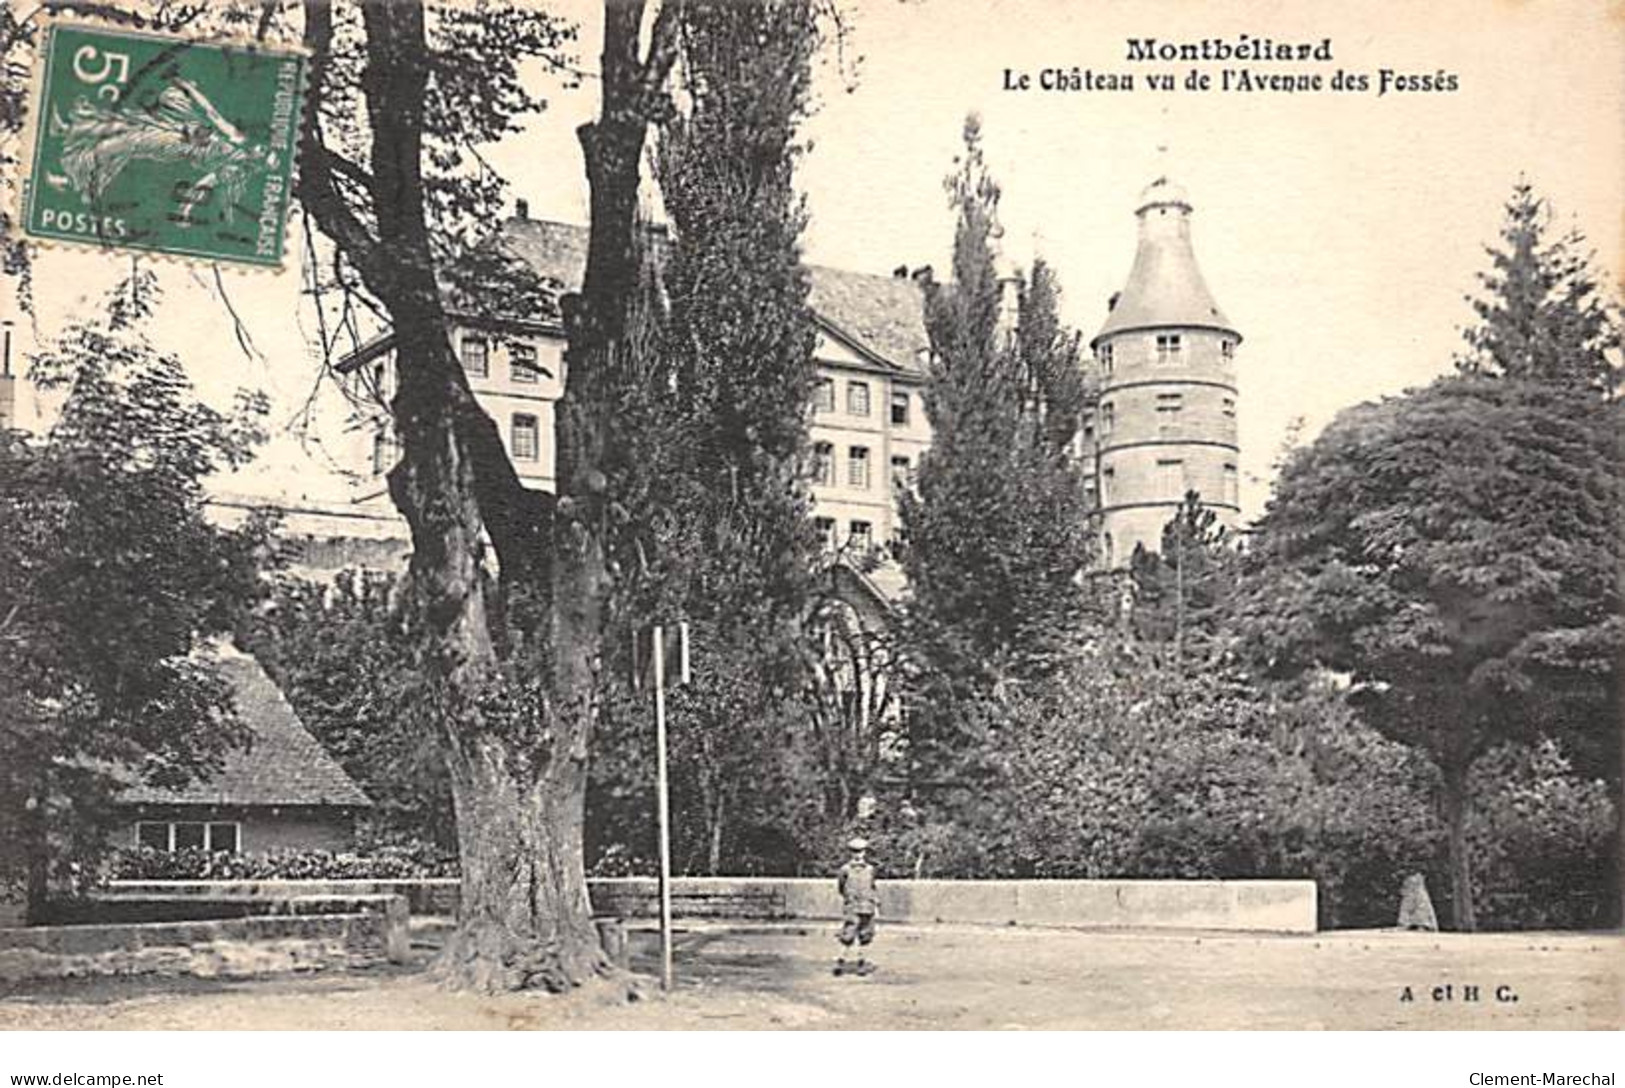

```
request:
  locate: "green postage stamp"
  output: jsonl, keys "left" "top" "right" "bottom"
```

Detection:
{"left": 20, "top": 21, "right": 306, "bottom": 268}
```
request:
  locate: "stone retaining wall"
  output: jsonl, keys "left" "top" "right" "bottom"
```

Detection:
{"left": 0, "top": 896, "right": 408, "bottom": 983}
{"left": 108, "top": 878, "right": 1316, "bottom": 934}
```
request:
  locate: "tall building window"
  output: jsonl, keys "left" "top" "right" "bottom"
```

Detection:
{"left": 890, "top": 392, "right": 910, "bottom": 425}
{"left": 511, "top": 413, "right": 539, "bottom": 461}
{"left": 890, "top": 454, "right": 911, "bottom": 486}
{"left": 848, "top": 381, "right": 871, "bottom": 416}
{"left": 1155, "top": 333, "right": 1182, "bottom": 360}
{"left": 847, "top": 446, "right": 870, "bottom": 488}
{"left": 1157, "top": 458, "right": 1185, "bottom": 494}
{"left": 460, "top": 336, "right": 489, "bottom": 377}
{"left": 510, "top": 342, "right": 539, "bottom": 383}
{"left": 812, "top": 442, "right": 834, "bottom": 485}
{"left": 814, "top": 378, "right": 835, "bottom": 412}
{"left": 814, "top": 516, "right": 836, "bottom": 551}
{"left": 371, "top": 429, "right": 398, "bottom": 476}
{"left": 849, "top": 520, "right": 873, "bottom": 552}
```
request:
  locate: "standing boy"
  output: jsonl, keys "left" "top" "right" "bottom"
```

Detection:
{"left": 834, "top": 837, "right": 879, "bottom": 976}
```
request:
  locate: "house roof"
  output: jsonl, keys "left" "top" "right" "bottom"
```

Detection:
{"left": 493, "top": 217, "right": 929, "bottom": 375}
{"left": 120, "top": 648, "right": 372, "bottom": 809}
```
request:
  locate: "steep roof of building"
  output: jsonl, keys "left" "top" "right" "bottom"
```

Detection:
{"left": 1092, "top": 178, "right": 1237, "bottom": 346}
{"left": 493, "top": 217, "right": 929, "bottom": 374}
{"left": 120, "top": 648, "right": 372, "bottom": 809}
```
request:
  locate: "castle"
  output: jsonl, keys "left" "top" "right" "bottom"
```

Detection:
{"left": 316, "top": 174, "right": 1238, "bottom": 591}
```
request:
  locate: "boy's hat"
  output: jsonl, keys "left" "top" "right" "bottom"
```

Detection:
{"left": 847, "top": 837, "right": 869, "bottom": 852}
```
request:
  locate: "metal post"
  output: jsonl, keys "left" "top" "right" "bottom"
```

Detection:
{"left": 653, "top": 624, "right": 674, "bottom": 991}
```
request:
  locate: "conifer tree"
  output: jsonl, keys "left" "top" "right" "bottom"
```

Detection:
{"left": 897, "top": 116, "right": 1095, "bottom": 772}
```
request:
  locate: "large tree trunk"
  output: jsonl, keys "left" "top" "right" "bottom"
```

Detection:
{"left": 1440, "top": 757, "right": 1477, "bottom": 932}
{"left": 297, "top": 0, "right": 682, "bottom": 992}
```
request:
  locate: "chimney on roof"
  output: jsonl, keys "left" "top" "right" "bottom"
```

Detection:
{"left": 910, "top": 265, "right": 934, "bottom": 286}
{"left": 892, "top": 265, "right": 909, "bottom": 279}
{"left": 515, "top": 198, "right": 530, "bottom": 220}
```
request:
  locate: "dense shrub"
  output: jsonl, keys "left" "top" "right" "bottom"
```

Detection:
{"left": 105, "top": 844, "right": 457, "bottom": 882}
{"left": 1467, "top": 740, "right": 1617, "bottom": 929}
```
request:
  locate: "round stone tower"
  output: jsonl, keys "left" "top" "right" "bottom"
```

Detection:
{"left": 1089, "top": 177, "right": 1240, "bottom": 568}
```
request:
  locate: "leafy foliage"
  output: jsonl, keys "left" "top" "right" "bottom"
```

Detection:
{"left": 1129, "top": 490, "right": 1238, "bottom": 670}
{"left": 107, "top": 842, "right": 456, "bottom": 882}
{"left": 587, "top": 0, "right": 825, "bottom": 876}
{"left": 238, "top": 570, "right": 454, "bottom": 848}
{"left": 0, "top": 270, "right": 270, "bottom": 916}
{"left": 896, "top": 116, "right": 1096, "bottom": 771}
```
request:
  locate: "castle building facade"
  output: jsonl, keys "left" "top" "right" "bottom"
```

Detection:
{"left": 331, "top": 179, "right": 1237, "bottom": 585}
{"left": 1085, "top": 177, "right": 1241, "bottom": 566}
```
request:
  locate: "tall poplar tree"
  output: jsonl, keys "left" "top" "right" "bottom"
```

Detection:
{"left": 896, "top": 116, "right": 1095, "bottom": 773}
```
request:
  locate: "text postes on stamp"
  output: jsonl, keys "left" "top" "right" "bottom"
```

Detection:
{"left": 21, "top": 21, "right": 306, "bottom": 269}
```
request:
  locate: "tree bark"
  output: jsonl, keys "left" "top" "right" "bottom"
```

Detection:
{"left": 295, "top": 0, "right": 678, "bottom": 992}
{"left": 1439, "top": 756, "right": 1477, "bottom": 932}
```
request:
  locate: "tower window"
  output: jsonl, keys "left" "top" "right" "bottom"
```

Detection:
{"left": 848, "top": 446, "right": 870, "bottom": 488}
{"left": 1098, "top": 343, "right": 1114, "bottom": 374}
{"left": 1155, "top": 334, "right": 1182, "bottom": 360}
{"left": 1101, "top": 465, "right": 1115, "bottom": 503}
{"left": 848, "top": 381, "right": 871, "bottom": 416}
{"left": 460, "top": 336, "right": 489, "bottom": 378}
{"left": 890, "top": 392, "right": 910, "bottom": 426}
{"left": 1224, "top": 463, "right": 1239, "bottom": 504}
{"left": 1157, "top": 458, "right": 1185, "bottom": 494}
{"left": 1156, "top": 392, "right": 1183, "bottom": 436}
{"left": 814, "top": 378, "right": 835, "bottom": 412}
{"left": 812, "top": 442, "right": 834, "bottom": 485}
{"left": 1102, "top": 532, "right": 1115, "bottom": 568}
{"left": 1222, "top": 397, "right": 1236, "bottom": 418}
{"left": 1221, "top": 339, "right": 1235, "bottom": 360}
{"left": 511, "top": 413, "right": 539, "bottom": 461}
{"left": 1100, "top": 401, "right": 1115, "bottom": 438}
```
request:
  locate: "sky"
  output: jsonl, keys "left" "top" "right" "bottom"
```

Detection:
{"left": 4, "top": 0, "right": 1622, "bottom": 519}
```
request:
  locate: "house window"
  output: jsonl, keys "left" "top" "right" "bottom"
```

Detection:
{"left": 135, "top": 820, "right": 240, "bottom": 853}
{"left": 890, "top": 454, "right": 911, "bottom": 486}
{"left": 511, "top": 414, "right": 539, "bottom": 461}
{"left": 848, "top": 381, "right": 871, "bottom": 416}
{"left": 1155, "top": 333, "right": 1182, "bottom": 360}
{"left": 890, "top": 392, "right": 910, "bottom": 426}
{"left": 812, "top": 442, "right": 834, "bottom": 486}
{"left": 814, "top": 516, "right": 836, "bottom": 551}
{"left": 1157, "top": 458, "right": 1185, "bottom": 494}
{"left": 848, "top": 446, "right": 869, "bottom": 488}
{"left": 814, "top": 378, "right": 835, "bottom": 413}
{"left": 510, "top": 342, "right": 540, "bottom": 383}
{"left": 460, "top": 336, "right": 489, "bottom": 377}
{"left": 849, "top": 520, "right": 873, "bottom": 552}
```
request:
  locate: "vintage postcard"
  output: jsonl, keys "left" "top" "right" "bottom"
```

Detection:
{"left": 0, "top": 0, "right": 1619, "bottom": 1066}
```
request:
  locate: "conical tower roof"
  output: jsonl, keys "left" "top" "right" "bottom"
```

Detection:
{"left": 1092, "top": 176, "right": 1237, "bottom": 346}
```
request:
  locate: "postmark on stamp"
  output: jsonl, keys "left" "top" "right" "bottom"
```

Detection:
{"left": 20, "top": 21, "right": 306, "bottom": 269}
